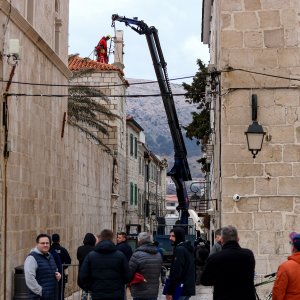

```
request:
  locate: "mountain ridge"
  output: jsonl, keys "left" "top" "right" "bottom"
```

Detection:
{"left": 126, "top": 78, "right": 203, "bottom": 178}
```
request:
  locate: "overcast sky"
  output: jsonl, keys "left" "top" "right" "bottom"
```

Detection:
{"left": 69, "top": 0, "right": 210, "bottom": 83}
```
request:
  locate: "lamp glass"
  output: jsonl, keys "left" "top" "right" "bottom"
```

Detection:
{"left": 245, "top": 121, "right": 265, "bottom": 158}
{"left": 246, "top": 133, "right": 264, "bottom": 151}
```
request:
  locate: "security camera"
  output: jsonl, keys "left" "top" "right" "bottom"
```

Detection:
{"left": 232, "top": 194, "right": 241, "bottom": 201}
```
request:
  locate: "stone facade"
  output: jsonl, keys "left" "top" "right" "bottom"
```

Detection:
{"left": 202, "top": 0, "right": 300, "bottom": 274}
{"left": 126, "top": 116, "right": 167, "bottom": 232}
{"left": 0, "top": 1, "right": 126, "bottom": 298}
{"left": 68, "top": 59, "right": 128, "bottom": 234}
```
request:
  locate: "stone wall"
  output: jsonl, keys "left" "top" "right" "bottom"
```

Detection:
{"left": 0, "top": 1, "right": 117, "bottom": 298}
{"left": 70, "top": 70, "right": 128, "bottom": 232}
{"left": 207, "top": 0, "right": 300, "bottom": 274}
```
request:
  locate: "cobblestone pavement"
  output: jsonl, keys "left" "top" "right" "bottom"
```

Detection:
{"left": 67, "top": 284, "right": 213, "bottom": 300}
{"left": 157, "top": 285, "right": 213, "bottom": 300}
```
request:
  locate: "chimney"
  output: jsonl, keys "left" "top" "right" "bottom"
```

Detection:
{"left": 112, "top": 30, "right": 125, "bottom": 70}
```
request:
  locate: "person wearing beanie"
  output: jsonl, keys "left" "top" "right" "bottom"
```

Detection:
{"left": 77, "top": 233, "right": 97, "bottom": 269}
{"left": 272, "top": 232, "right": 300, "bottom": 300}
{"left": 77, "top": 233, "right": 97, "bottom": 300}
{"left": 50, "top": 233, "right": 71, "bottom": 299}
{"left": 165, "top": 227, "right": 195, "bottom": 300}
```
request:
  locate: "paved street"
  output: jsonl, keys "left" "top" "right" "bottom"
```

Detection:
{"left": 157, "top": 285, "right": 213, "bottom": 300}
{"left": 67, "top": 285, "right": 213, "bottom": 300}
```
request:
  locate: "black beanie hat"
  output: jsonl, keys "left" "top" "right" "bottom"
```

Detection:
{"left": 52, "top": 233, "right": 60, "bottom": 243}
{"left": 83, "top": 233, "right": 96, "bottom": 246}
{"left": 172, "top": 227, "right": 185, "bottom": 246}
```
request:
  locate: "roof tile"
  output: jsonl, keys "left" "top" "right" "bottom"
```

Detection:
{"left": 68, "top": 55, "right": 125, "bottom": 76}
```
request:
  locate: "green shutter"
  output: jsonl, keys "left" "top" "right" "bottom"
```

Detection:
{"left": 134, "top": 184, "right": 138, "bottom": 205}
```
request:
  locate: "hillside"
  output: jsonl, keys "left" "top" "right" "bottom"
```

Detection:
{"left": 126, "top": 79, "right": 203, "bottom": 178}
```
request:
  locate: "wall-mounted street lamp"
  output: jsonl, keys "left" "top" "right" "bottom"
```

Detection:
{"left": 245, "top": 94, "right": 266, "bottom": 158}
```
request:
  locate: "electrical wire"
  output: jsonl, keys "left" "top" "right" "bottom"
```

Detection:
{"left": 227, "top": 67, "right": 300, "bottom": 82}
{"left": 4, "top": 92, "right": 204, "bottom": 98}
{"left": 1, "top": 67, "right": 299, "bottom": 89}
{"left": 0, "top": 75, "right": 197, "bottom": 88}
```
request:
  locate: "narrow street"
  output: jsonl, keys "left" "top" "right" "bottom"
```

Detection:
{"left": 157, "top": 285, "right": 213, "bottom": 300}
{"left": 66, "top": 285, "right": 213, "bottom": 300}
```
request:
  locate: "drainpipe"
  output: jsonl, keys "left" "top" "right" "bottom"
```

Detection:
{"left": 3, "top": 64, "right": 16, "bottom": 298}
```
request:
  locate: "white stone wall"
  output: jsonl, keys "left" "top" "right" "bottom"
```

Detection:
{"left": 206, "top": 0, "right": 300, "bottom": 274}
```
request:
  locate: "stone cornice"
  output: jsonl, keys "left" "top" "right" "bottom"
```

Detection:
{"left": 0, "top": 0, "right": 72, "bottom": 78}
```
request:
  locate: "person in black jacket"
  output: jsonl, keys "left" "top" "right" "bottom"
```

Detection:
{"left": 78, "top": 229, "right": 131, "bottom": 300}
{"left": 116, "top": 232, "right": 133, "bottom": 261}
{"left": 77, "top": 233, "right": 96, "bottom": 300}
{"left": 194, "top": 238, "right": 209, "bottom": 285}
{"left": 201, "top": 225, "right": 256, "bottom": 300}
{"left": 51, "top": 234, "right": 72, "bottom": 299}
{"left": 165, "top": 227, "right": 195, "bottom": 300}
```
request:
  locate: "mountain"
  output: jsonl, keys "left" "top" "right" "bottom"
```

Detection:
{"left": 126, "top": 79, "right": 203, "bottom": 178}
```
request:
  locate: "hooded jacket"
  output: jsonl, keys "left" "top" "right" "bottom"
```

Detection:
{"left": 77, "top": 233, "right": 96, "bottom": 269}
{"left": 78, "top": 239, "right": 130, "bottom": 300}
{"left": 77, "top": 233, "right": 96, "bottom": 287}
{"left": 167, "top": 227, "right": 196, "bottom": 297}
{"left": 129, "top": 243, "right": 162, "bottom": 298}
{"left": 272, "top": 251, "right": 300, "bottom": 300}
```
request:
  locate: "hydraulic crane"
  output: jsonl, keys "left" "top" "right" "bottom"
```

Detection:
{"left": 112, "top": 14, "right": 192, "bottom": 225}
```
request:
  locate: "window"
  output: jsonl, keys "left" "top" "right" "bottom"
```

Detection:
{"left": 134, "top": 137, "right": 138, "bottom": 158}
{"left": 130, "top": 134, "right": 133, "bottom": 156}
{"left": 138, "top": 191, "right": 143, "bottom": 215}
{"left": 138, "top": 157, "right": 142, "bottom": 174}
{"left": 130, "top": 182, "right": 134, "bottom": 205}
{"left": 134, "top": 184, "right": 138, "bottom": 206}
{"left": 146, "top": 164, "right": 149, "bottom": 182}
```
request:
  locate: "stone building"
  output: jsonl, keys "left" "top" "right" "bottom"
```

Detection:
{"left": 202, "top": 0, "right": 300, "bottom": 274}
{"left": 68, "top": 54, "right": 128, "bottom": 234}
{"left": 0, "top": 1, "right": 127, "bottom": 298}
{"left": 126, "top": 115, "right": 167, "bottom": 232}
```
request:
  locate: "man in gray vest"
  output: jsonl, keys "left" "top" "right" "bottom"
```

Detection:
{"left": 24, "top": 233, "right": 61, "bottom": 299}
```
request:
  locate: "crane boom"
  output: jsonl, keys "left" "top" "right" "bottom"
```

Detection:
{"left": 112, "top": 14, "right": 192, "bottom": 224}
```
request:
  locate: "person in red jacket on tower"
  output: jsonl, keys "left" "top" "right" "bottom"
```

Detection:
{"left": 95, "top": 35, "right": 111, "bottom": 63}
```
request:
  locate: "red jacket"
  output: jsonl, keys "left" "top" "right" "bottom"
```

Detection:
{"left": 272, "top": 252, "right": 300, "bottom": 300}
{"left": 96, "top": 37, "right": 107, "bottom": 55}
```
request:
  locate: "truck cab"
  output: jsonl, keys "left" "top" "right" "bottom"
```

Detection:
{"left": 153, "top": 213, "right": 199, "bottom": 266}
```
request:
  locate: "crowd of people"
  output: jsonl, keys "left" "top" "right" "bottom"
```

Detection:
{"left": 23, "top": 225, "right": 300, "bottom": 300}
